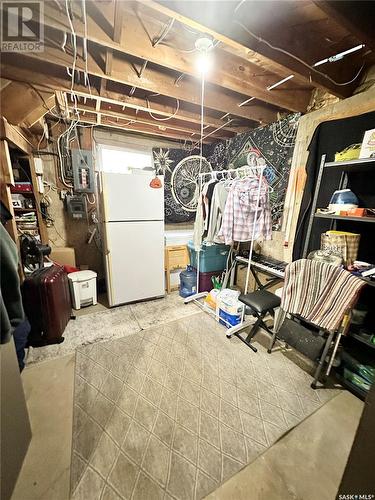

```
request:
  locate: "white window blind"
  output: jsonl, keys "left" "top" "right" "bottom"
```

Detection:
{"left": 99, "top": 147, "right": 153, "bottom": 173}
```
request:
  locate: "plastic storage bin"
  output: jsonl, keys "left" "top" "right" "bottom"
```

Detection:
{"left": 194, "top": 269, "right": 223, "bottom": 293}
{"left": 179, "top": 266, "right": 197, "bottom": 298}
{"left": 188, "top": 241, "right": 230, "bottom": 273}
{"left": 68, "top": 270, "right": 97, "bottom": 309}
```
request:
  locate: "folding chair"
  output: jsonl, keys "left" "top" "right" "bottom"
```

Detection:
{"left": 226, "top": 289, "right": 281, "bottom": 353}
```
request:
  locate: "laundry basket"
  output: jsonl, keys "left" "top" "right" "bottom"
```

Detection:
{"left": 68, "top": 270, "right": 97, "bottom": 309}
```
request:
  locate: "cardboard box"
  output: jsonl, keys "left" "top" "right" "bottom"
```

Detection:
{"left": 50, "top": 247, "right": 76, "bottom": 267}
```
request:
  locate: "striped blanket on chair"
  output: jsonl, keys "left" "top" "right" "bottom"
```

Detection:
{"left": 274, "top": 259, "right": 365, "bottom": 333}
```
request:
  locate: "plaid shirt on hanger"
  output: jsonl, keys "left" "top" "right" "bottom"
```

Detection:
{"left": 217, "top": 176, "right": 272, "bottom": 245}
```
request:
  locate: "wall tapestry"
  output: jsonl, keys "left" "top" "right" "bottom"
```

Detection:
{"left": 152, "top": 147, "right": 212, "bottom": 223}
{"left": 153, "top": 113, "right": 299, "bottom": 227}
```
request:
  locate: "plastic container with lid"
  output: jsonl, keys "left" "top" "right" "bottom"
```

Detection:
{"left": 188, "top": 241, "right": 230, "bottom": 273}
{"left": 68, "top": 270, "right": 97, "bottom": 310}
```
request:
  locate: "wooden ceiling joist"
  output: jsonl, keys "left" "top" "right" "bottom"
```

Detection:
{"left": 142, "top": 0, "right": 359, "bottom": 99}
{"left": 0, "top": 117, "right": 34, "bottom": 154}
{"left": 2, "top": 0, "right": 372, "bottom": 145}
{"left": 1, "top": 82, "right": 55, "bottom": 128}
{"left": 65, "top": 112, "right": 216, "bottom": 144}
{"left": 38, "top": 1, "right": 311, "bottom": 112}
{"left": 314, "top": 1, "right": 375, "bottom": 53}
{"left": 0, "top": 56, "right": 249, "bottom": 135}
{"left": 67, "top": 99, "right": 236, "bottom": 141}
{"left": 105, "top": 0, "right": 124, "bottom": 75}
{"left": 1, "top": 44, "right": 276, "bottom": 124}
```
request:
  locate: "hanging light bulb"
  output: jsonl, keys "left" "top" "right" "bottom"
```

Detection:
{"left": 195, "top": 36, "right": 214, "bottom": 75}
{"left": 196, "top": 51, "right": 213, "bottom": 74}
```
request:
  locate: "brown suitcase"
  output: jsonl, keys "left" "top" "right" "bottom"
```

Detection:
{"left": 22, "top": 265, "right": 72, "bottom": 346}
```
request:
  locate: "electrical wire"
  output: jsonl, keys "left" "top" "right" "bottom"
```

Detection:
{"left": 81, "top": 0, "right": 92, "bottom": 95}
{"left": 234, "top": 20, "right": 365, "bottom": 87}
{"left": 146, "top": 94, "right": 180, "bottom": 121}
{"left": 234, "top": 0, "right": 246, "bottom": 14}
{"left": 194, "top": 119, "right": 233, "bottom": 147}
{"left": 85, "top": 192, "right": 96, "bottom": 205}
{"left": 56, "top": 117, "right": 76, "bottom": 188}
{"left": 65, "top": 0, "right": 77, "bottom": 94}
{"left": 160, "top": 43, "right": 196, "bottom": 53}
{"left": 153, "top": 18, "right": 175, "bottom": 47}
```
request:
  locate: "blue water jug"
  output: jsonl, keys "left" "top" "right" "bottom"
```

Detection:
{"left": 179, "top": 266, "right": 197, "bottom": 298}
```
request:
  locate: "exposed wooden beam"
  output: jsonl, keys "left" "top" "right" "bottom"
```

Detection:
{"left": 314, "top": 1, "right": 375, "bottom": 52}
{"left": 2, "top": 46, "right": 275, "bottom": 123}
{"left": 39, "top": 1, "right": 310, "bottom": 111}
{"left": 67, "top": 100, "right": 235, "bottom": 140}
{"left": 23, "top": 95, "right": 55, "bottom": 128}
{"left": 105, "top": 0, "right": 124, "bottom": 75}
{"left": 0, "top": 117, "right": 33, "bottom": 153}
{"left": 105, "top": 50, "right": 113, "bottom": 76}
{"left": 64, "top": 113, "right": 216, "bottom": 144}
{"left": 0, "top": 182, "right": 18, "bottom": 243}
{"left": 140, "top": 0, "right": 353, "bottom": 99}
{"left": 113, "top": 0, "right": 124, "bottom": 44}
{"left": 0, "top": 82, "right": 54, "bottom": 127}
{"left": 0, "top": 140, "right": 14, "bottom": 185}
{"left": 1, "top": 57, "right": 247, "bottom": 131}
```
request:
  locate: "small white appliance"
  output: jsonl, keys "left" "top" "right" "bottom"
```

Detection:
{"left": 68, "top": 270, "right": 98, "bottom": 309}
{"left": 102, "top": 171, "right": 165, "bottom": 307}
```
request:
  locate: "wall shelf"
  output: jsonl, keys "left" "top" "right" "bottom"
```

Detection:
{"left": 314, "top": 213, "right": 375, "bottom": 223}
{"left": 349, "top": 332, "right": 375, "bottom": 349}
{"left": 324, "top": 157, "right": 375, "bottom": 170}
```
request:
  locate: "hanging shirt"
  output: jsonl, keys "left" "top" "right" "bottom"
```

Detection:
{"left": 202, "top": 179, "right": 217, "bottom": 231}
{"left": 205, "top": 182, "right": 229, "bottom": 244}
{"left": 217, "top": 176, "right": 272, "bottom": 245}
{"left": 193, "top": 180, "right": 215, "bottom": 250}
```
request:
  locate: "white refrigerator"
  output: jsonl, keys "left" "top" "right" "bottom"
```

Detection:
{"left": 102, "top": 172, "right": 165, "bottom": 307}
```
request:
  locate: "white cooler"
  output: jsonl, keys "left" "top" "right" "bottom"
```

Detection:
{"left": 68, "top": 270, "right": 97, "bottom": 309}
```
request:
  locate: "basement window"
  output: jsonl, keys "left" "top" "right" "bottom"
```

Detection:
{"left": 99, "top": 146, "right": 153, "bottom": 173}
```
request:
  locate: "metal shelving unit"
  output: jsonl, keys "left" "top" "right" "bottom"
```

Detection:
{"left": 303, "top": 154, "right": 375, "bottom": 399}
{"left": 314, "top": 213, "right": 375, "bottom": 223}
{"left": 303, "top": 154, "right": 375, "bottom": 257}
{"left": 349, "top": 332, "right": 375, "bottom": 349}
{"left": 324, "top": 157, "right": 375, "bottom": 169}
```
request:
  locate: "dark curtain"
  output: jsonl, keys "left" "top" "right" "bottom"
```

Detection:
{"left": 293, "top": 111, "right": 375, "bottom": 261}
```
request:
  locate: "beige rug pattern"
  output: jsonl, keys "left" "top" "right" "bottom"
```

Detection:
{"left": 71, "top": 312, "right": 338, "bottom": 500}
{"left": 26, "top": 292, "right": 199, "bottom": 365}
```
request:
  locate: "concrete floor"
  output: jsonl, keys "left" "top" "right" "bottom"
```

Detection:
{"left": 11, "top": 354, "right": 75, "bottom": 500}
{"left": 11, "top": 351, "right": 363, "bottom": 500}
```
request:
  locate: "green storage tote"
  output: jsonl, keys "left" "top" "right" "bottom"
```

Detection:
{"left": 188, "top": 241, "right": 230, "bottom": 273}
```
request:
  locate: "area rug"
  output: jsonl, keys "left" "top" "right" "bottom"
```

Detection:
{"left": 70, "top": 313, "right": 339, "bottom": 500}
{"left": 26, "top": 292, "right": 200, "bottom": 365}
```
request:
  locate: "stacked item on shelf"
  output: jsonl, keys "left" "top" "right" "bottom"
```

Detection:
{"left": 340, "top": 351, "right": 375, "bottom": 394}
{"left": 15, "top": 211, "right": 40, "bottom": 239}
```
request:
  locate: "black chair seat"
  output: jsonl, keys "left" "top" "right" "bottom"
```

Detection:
{"left": 239, "top": 290, "right": 281, "bottom": 314}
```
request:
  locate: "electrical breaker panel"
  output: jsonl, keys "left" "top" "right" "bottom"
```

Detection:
{"left": 71, "top": 149, "right": 95, "bottom": 193}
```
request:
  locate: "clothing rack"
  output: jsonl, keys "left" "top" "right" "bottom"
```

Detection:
{"left": 185, "top": 165, "right": 270, "bottom": 331}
